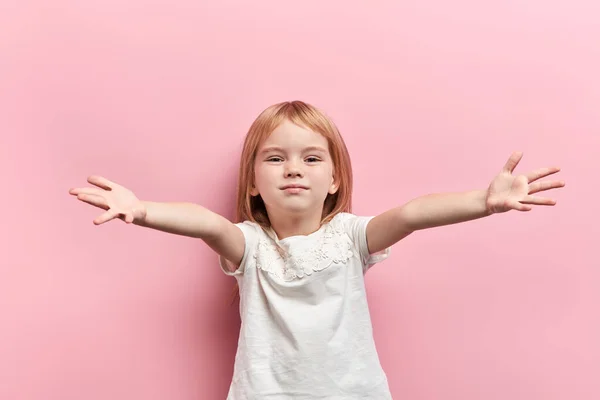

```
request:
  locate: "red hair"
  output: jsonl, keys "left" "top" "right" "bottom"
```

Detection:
{"left": 235, "top": 100, "right": 353, "bottom": 226}
{"left": 230, "top": 101, "right": 354, "bottom": 301}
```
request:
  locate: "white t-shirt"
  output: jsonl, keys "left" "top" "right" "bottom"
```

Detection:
{"left": 219, "top": 212, "right": 392, "bottom": 399}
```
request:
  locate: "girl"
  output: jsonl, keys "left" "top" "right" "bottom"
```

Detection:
{"left": 69, "top": 101, "right": 564, "bottom": 399}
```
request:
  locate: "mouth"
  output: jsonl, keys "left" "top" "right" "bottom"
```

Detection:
{"left": 280, "top": 184, "right": 308, "bottom": 193}
{"left": 281, "top": 184, "right": 308, "bottom": 190}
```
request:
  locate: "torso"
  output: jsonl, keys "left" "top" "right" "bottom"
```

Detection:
{"left": 220, "top": 213, "right": 392, "bottom": 399}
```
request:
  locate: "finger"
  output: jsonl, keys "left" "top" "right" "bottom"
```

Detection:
{"left": 528, "top": 180, "right": 565, "bottom": 194}
{"left": 69, "top": 187, "right": 106, "bottom": 197}
{"left": 525, "top": 167, "right": 561, "bottom": 183}
{"left": 510, "top": 200, "right": 532, "bottom": 211}
{"left": 76, "top": 194, "right": 109, "bottom": 210}
{"left": 502, "top": 151, "right": 523, "bottom": 173}
{"left": 94, "top": 210, "right": 118, "bottom": 225}
{"left": 123, "top": 212, "right": 134, "bottom": 224}
{"left": 520, "top": 195, "right": 557, "bottom": 206}
{"left": 87, "top": 175, "right": 117, "bottom": 191}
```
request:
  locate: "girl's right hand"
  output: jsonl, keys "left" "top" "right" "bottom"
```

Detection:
{"left": 69, "top": 176, "right": 147, "bottom": 225}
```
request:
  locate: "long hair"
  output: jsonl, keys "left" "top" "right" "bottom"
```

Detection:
{"left": 230, "top": 100, "right": 354, "bottom": 301}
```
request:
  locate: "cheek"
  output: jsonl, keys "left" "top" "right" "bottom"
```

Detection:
{"left": 312, "top": 168, "right": 334, "bottom": 187}
{"left": 253, "top": 165, "right": 275, "bottom": 189}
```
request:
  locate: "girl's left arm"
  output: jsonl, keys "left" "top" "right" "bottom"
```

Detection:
{"left": 365, "top": 152, "right": 565, "bottom": 254}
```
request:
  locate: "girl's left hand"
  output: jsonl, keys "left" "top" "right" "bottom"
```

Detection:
{"left": 485, "top": 152, "right": 565, "bottom": 213}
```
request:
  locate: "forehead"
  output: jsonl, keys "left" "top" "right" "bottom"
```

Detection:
{"left": 260, "top": 120, "right": 329, "bottom": 150}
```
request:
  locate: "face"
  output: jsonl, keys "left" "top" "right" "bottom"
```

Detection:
{"left": 251, "top": 120, "right": 338, "bottom": 217}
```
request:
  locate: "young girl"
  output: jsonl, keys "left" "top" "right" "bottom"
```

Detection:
{"left": 69, "top": 101, "right": 564, "bottom": 399}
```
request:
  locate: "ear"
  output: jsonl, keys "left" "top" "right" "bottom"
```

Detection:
{"left": 328, "top": 175, "right": 339, "bottom": 195}
{"left": 250, "top": 185, "right": 259, "bottom": 196}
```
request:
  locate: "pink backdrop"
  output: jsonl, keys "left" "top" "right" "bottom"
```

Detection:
{"left": 1, "top": 1, "right": 598, "bottom": 399}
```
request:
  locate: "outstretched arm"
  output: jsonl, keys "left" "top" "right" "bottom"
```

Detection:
{"left": 69, "top": 176, "right": 245, "bottom": 270}
{"left": 365, "top": 152, "right": 565, "bottom": 254}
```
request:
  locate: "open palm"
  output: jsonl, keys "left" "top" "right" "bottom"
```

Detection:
{"left": 486, "top": 152, "right": 565, "bottom": 213}
{"left": 69, "top": 176, "right": 146, "bottom": 224}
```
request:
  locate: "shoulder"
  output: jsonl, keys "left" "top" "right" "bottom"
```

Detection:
{"left": 219, "top": 220, "right": 268, "bottom": 276}
{"left": 329, "top": 212, "right": 390, "bottom": 268}
{"left": 233, "top": 220, "right": 264, "bottom": 237}
{"left": 230, "top": 220, "right": 271, "bottom": 257}
{"left": 329, "top": 212, "right": 374, "bottom": 234}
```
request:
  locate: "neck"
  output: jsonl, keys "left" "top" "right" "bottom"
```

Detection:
{"left": 267, "top": 208, "right": 323, "bottom": 240}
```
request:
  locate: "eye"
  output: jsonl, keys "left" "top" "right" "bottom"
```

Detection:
{"left": 305, "top": 157, "right": 321, "bottom": 163}
{"left": 266, "top": 156, "right": 283, "bottom": 162}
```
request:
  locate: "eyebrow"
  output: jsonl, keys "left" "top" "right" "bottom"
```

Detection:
{"left": 259, "top": 146, "right": 328, "bottom": 155}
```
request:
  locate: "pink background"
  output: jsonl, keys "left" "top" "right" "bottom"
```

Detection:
{"left": 1, "top": 1, "right": 598, "bottom": 399}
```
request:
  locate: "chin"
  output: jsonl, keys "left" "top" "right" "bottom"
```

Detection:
{"left": 265, "top": 201, "right": 314, "bottom": 215}
{"left": 278, "top": 202, "right": 310, "bottom": 213}
{"left": 263, "top": 193, "right": 328, "bottom": 214}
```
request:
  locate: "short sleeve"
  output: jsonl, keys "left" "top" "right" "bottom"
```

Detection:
{"left": 338, "top": 213, "right": 391, "bottom": 271}
{"left": 218, "top": 221, "right": 260, "bottom": 276}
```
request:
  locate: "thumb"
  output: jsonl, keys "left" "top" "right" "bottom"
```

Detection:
{"left": 123, "top": 212, "right": 134, "bottom": 224}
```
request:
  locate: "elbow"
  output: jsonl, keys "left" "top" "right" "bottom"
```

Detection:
{"left": 396, "top": 203, "right": 419, "bottom": 233}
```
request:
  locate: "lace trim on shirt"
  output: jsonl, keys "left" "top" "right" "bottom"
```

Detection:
{"left": 253, "top": 220, "right": 357, "bottom": 281}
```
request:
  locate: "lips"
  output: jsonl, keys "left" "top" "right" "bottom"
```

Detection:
{"left": 280, "top": 184, "right": 308, "bottom": 190}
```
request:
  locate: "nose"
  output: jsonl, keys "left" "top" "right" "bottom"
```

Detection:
{"left": 284, "top": 160, "right": 304, "bottom": 178}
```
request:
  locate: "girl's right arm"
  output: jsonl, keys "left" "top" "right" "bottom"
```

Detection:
{"left": 69, "top": 175, "right": 245, "bottom": 270}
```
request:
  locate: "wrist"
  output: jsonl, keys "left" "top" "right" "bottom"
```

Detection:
{"left": 132, "top": 201, "right": 149, "bottom": 225}
{"left": 479, "top": 189, "right": 491, "bottom": 215}
{"left": 482, "top": 188, "right": 496, "bottom": 216}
